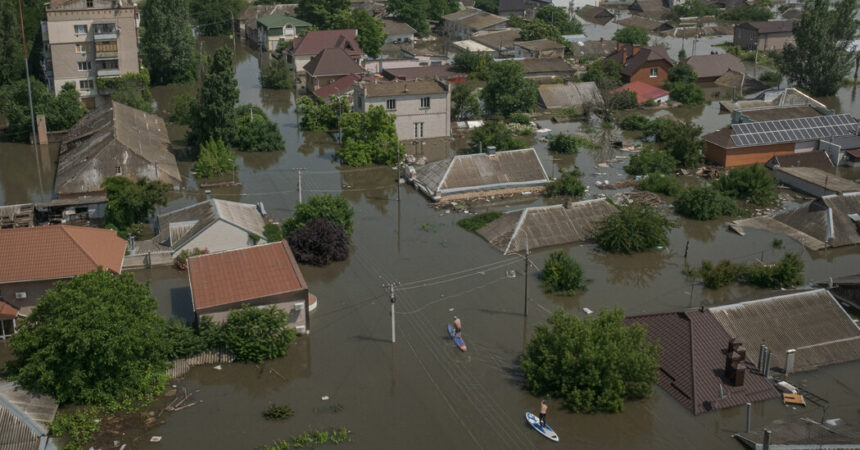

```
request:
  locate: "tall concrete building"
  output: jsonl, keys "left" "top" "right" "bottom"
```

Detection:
{"left": 42, "top": 0, "right": 140, "bottom": 108}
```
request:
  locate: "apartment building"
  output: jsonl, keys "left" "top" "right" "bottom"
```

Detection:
{"left": 353, "top": 79, "right": 451, "bottom": 141}
{"left": 42, "top": 0, "right": 140, "bottom": 108}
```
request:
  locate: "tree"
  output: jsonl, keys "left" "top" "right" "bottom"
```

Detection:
{"left": 548, "top": 134, "right": 579, "bottom": 154}
{"left": 188, "top": 47, "right": 239, "bottom": 151}
{"left": 673, "top": 0, "right": 719, "bottom": 18}
{"left": 541, "top": 251, "right": 585, "bottom": 295}
{"left": 190, "top": 0, "right": 244, "bottom": 36}
{"left": 234, "top": 104, "right": 285, "bottom": 152}
{"left": 596, "top": 203, "right": 674, "bottom": 253}
{"left": 668, "top": 81, "right": 705, "bottom": 105}
{"left": 0, "top": 79, "right": 87, "bottom": 142}
{"left": 581, "top": 59, "right": 622, "bottom": 85}
{"left": 779, "top": 0, "right": 858, "bottom": 96}
{"left": 520, "top": 19, "right": 564, "bottom": 43}
{"left": 474, "top": 0, "right": 498, "bottom": 13}
{"left": 263, "top": 223, "right": 284, "bottom": 242}
{"left": 331, "top": 10, "right": 386, "bottom": 58}
{"left": 296, "top": 96, "right": 350, "bottom": 131}
{"left": 287, "top": 217, "right": 351, "bottom": 265}
{"left": 386, "top": 0, "right": 430, "bottom": 37}
{"left": 624, "top": 146, "right": 678, "bottom": 175}
{"left": 535, "top": 6, "right": 583, "bottom": 34}
{"left": 0, "top": 0, "right": 26, "bottom": 85}
{"left": 667, "top": 62, "right": 698, "bottom": 84}
{"left": 544, "top": 169, "right": 585, "bottom": 198}
{"left": 451, "top": 81, "right": 482, "bottom": 120}
{"left": 169, "top": 92, "right": 196, "bottom": 125}
{"left": 260, "top": 60, "right": 295, "bottom": 90}
{"left": 297, "top": 0, "right": 349, "bottom": 29}
{"left": 468, "top": 120, "right": 525, "bottom": 152}
{"left": 195, "top": 137, "right": 237, "bottom": 178}
{"left": 454, "top": 51, "right": 493, "bottom": 79}
{"left": 140, "top": 0, "right": 197, "bottom": 85}
{"left": 620, "top": 113, "right": 651, "bottom": 131}
{"left": 613, "top": 27, "right": 650, "bottom": 45}
{"left": 520, "top": 309, "right": 659, "bottom": 413}
{"left": 98, "top": 70, "right": 154, "bottom": 113}
{"left": 7, "top": 271, "right": 169, "bottom": 405}
{"left": 221, "top": 305, "right": 297, "bottom": 363}
{"left": 606, "top": 89, "right": 639, "bottom": 110}
{"left": 337, "top": 106, "right": 404, "bottom": 167}
{"left": 718, "top": 3, "right": 773, "bottom": 21}
{"left": 103, "top": 177, "right": 170, "bottom": 232}
{"left": 638, "top": 173, "right": 682, "bottom": 196}
{"left": 673, "top": 185, "right": 740, "bottom": 220}
{"left": 283, "top": 193, "right": 355, "bottom": 236}
{"left": 714, "top": 163, "right": 778, "bottom": 206}
{"left": 481, "top": 60, "right": 539, "bottom": 116}
{"left": 660, "top": 120, "right": 703, "bottom": 168}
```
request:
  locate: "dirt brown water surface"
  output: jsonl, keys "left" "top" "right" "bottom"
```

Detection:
{"left": 2, "top": 36, "right": 860, "bottom": 449}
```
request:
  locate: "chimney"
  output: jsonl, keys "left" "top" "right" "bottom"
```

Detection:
{"left": 632, "top": 46, "right": 641, "bottom": 55}
{"left": 616, "top": 40, "right": 621, "bottom": 51}
{"left": 487, "top": 146, "right": 497, "bottom": 155}
{"left": 621, "top": 48, "right": 627, "bottom": 65}
{"left": 205, "top": 189, "right": 212, "bottom": 200}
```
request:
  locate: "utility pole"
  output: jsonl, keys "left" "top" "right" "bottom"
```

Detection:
{"left": 294, "top": 168, "right": 306, "bottom": 203}
{"left": 523, "top": 234, "right": 529, "bottom": 317}
{"left": 18, "top": 0, "right": 43, "bottom": 198}
{"left": 387, "top": 283, "right": 396, "bottom": 343}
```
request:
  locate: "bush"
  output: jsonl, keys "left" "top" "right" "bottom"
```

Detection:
{"left": 508, "top": 112, "right": 532, "bottom": 125}
{"left": 164, "top": 319, "right": 207, "bottom": 359}
{"left": 98, "top": 70, "right": 154, "bottom": 113}
{"left": 50, "top": 407, "right": 104, "bottom": 450}
{"left": 613, "top": 26, "right": 650, "bottom": 45}
{"left": 287, "top": 217, "right": 351, "bottom": 266}
{"left": 103, "top": 177, "right": 170, "bottom": 233}
{"left": 638, "top": 173, "right": 682, "bottom": 196}
{"left": 520, "top": 309, "right": 659, "bottom": 413}
{"left": 674, "top": 186, "right": 741, "bottom": 220}
{"left": 547, "top": 134, "right": 579, "bottom": 154}
{"left": 692, "top": 254, "right": 804, "bottom": 289}
{"left": 221, "top": 305, "right": 297, "bottom": 363}
{"left": 263, "top": 404, "right": 294, "bottom": 421}
{"left": 195, "top": 137, "right": 237, "bottom": 178}
{"left": 234, "top": 104, "right": 284, "bottom": 152}
{"left": 296, "top": 96, "right": 350, "bottom": 131}
{"left": 625, "top": 146, "right": 678, "bottom": 175}
{"left": 668, "top": 81, "right": 706, "bottom": 104}
{"left": 759, "top": 71, "right": 783, "bottom": 86}
{"left": 283, "top": 194, "right": 354, "bottom": 236}
{"left": 714, "top": 163, "right": 778, "bottom": 206}
{"left": 260, "top": 60, "right": 294, "bottom": 90}
{"left": 696, "top": 260, "right": 744, "bottom": 289}
{"left": 544, "top": 169, "right": 585, "bottom": 198}
{"left": 606, "top": 89, "right": 639, "bottom": 110}
{"left": 573, "top": 136, "right": 600, "bottom": 150}
{"left": 468, "top": 120, "right": 525, "bottom": 152}
{"left": 174, "top": 247, "right": 209, "bottom": 270}
{"left": 451, "top": 81, "right": 482, "bottom": 120}
{"left": 263, "top": 223, "right": 284, "bottom": 242}
{"left": 596, "top": 203, "right": 674, "bottom": 253}
{"left": 620, "top": 113, "right": 651, "bottom": 131}
{"left": 541, "top": 251, "right": 586, "bottom": 295}
{"left": 457, "top": 212, "right": 502, "bottom": 232}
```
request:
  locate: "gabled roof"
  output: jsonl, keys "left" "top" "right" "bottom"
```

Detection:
{"left": 776, "top": 167, "right": 860, "bottom": 195}
{"left": 577, "top": 5, "right": 615, "bottom": 24}
{"left": 616, "top": 15, "right": 670, "bottom": 32}
{"left": 305, "top": 47, "right": 364, "bottom": 77}
{"left": 498, "top": 0, "right": 527, "bottom": 13}
{"left": 312, "top": 74, "right": 361, "bottom": 99}
{"left": 767, "top": 151, "right": 834, "bottom": 172}
{"left": 613, "top": 81, "right": 669, "bottom": 103}
{"left": 629, "top": 0, "right": 669, "bottom": 17}
{"left": 606, "top": 44, "right": 675, "bottom": 77}
{"left": 56, "top": 101, "right": 180, "bottom": 195}
{"left": 711, "top": 289, "right": 860, "bottom": 372}
{"left": 411, "top": 148, "right": 548, "bottom": 200}
{"left": 686, "top": 53, "right": 744, "bottom": 79}
{"left": 471, "top": 28, "right": 521, "bottom": 51}
{"left": 538, "top": 82, "right": 601, "bottom": 109}
{"left": 288, "top": 29, "right": 362, "bottom": 57}
{"left": 626, "top": 309, "right": 779, "bottom": 415}
{"left": 0, "top": 382, "right": 58, "bottom": 447}
{"left": 0, "top": 225, "right": 125, "bottom": 283}
{"left": 382, "top": 65, "right": 466, "bottom": 82}
{"left": 443, "top": 7, "right": 506, "bottom": 30}
{"left": 188, "top": 241, "right": 307, "bottom": 311}
{"left": 477, "top": 199, "right": 616, "bottom": 254}
{"left": 155, "top": 199, "right": 266, "bottom": 250}
{"left": 238, "top": 4, "right": 297, "bottom": 25}
{"left": 515, "top": 39, "right": 566, "bottom": 52}
{"left": 738, "top": 20, "right": 793, "bottom": 34}
{"left": 517, "top": 57, "right": 575, "bottom": 75}
{"left": 383, "top": 19, "right": 416, "bottom": 36}
{"left": 257, "top": 14, "right": 311, "bottom": 30}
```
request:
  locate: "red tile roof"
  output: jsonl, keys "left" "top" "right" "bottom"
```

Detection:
{"left": 288, "top": 29, "right": 363, "bottom": 57}
{"left": 188, "top": 241, "right": 307, "bottom": 311}
{"left": 613, "top": 81, "right": 669, "bottom": 104}
{"left": 0, "top": 300, "right": 19, "bottom": 318}
{"left": 0, "top": 225, "right": 126, "bottom": 283}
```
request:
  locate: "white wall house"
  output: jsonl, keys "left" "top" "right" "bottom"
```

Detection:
{"left": 354, "top": 79, "right": 451, "bottom": 141}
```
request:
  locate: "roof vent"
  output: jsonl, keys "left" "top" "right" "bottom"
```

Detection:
{"left": 487, "top": 146, "right": 496, "bottom": 155}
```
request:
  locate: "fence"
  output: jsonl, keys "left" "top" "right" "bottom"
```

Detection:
{"left": 123, "top": 250, "right": 174, "bottom": 269}
{"left": 167, "top": 349, "right": 234, "bottom": 379}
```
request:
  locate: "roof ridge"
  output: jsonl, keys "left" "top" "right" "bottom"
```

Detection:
{"left": 60, "top": 225, "right": 105, "bottom": 271}
{"left": 0, "top": 383, "right": 48, "bottom": 437}
{"left": 709, "top": 288, "right": 827, "bottom": 311}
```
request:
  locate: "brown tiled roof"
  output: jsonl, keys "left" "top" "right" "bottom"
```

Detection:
{"left": 288, "top": 29, "right": 362, "bottom": 57}
{"left": 767, "top": 151, "right": 834, "bottom": 172}
{"left": 0, "top": 225, "right": 125, "bottom": 283}
{"left": 606, "top": 44, "right": 675, "bottom": 77}
{"left": 312, "top": 74, "right": 361, "bottom": 99}
{"left": 188, "top": 241, "right": 307, "bottom": 311}
{"left": 515, "top": 39, "right": 566, "bottom": 52}
{"left": 305, "top": 47, "right": 364, "bottom": 77}
{"left": 613, "top": 81, "right": 669, "bottom": 103}
{"left": 738, "top": 20, "right": 793, "bottom": 34}
{"left": 626, "top": 309, "right": 780, "bottom": 415}
{"left": 517, "top": 58, "right": 575, "bottom": 75}
{"left": 686, "top": 54, "right": 744, "bottom": 79}
{"left": 382, "top": 65, "right": 466, "bottom": 81}
{"left": 362, "top": 79, "right": 447, "bottom": 97}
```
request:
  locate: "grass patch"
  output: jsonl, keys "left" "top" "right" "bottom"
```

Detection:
{"left": 265, "top": 427, "right": 350, "bottom": 449}
{"left": 263, "top": 404, "right": 294, "bottom": 421}
{"left": 457, "top": 212, "right": 502, "bottom": 232}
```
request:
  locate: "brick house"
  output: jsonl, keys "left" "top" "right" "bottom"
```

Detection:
{"left": 605, "top": 43, "right": 675, "bottom": 87}
{"left": 305, "top": 48, "right": 365, "bottom": 93}
{"left": 286, "top": 29, "right": 363, "bottom": 75}
{"left": 0, "top": 225, "right": 126, "bottom": 337}
{"left": 354, "top": 79, "right": 451, "bottom": 141}
{"left": 733, "top": 21, "right": 794, "bottom": 51}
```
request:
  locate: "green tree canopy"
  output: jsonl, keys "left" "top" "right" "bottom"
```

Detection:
{"left": 474, "top": 0, "right": 498, "bottom": 13}
{"left": 520, "top": 308, "right": 660, "bottom": 413}
{"left": 668, "top": 81, "right": 705, "bottom": 104}
{"left": 188, "top": 46, "right": 239, "bottom": 151}
{"left": 638, "top": 173, "right": 682, "bottom": 196}
{"left": 221, "top": 306, "right": 297, "bottom": 363}
{"left": 283, "top": 193, "right": 355, "bottom": 236}
{"left": 195, "top": 137, "right": 237, "bottom": 178}
{"left": 98, "top": 70, "right": 154, "bottom": 113}
{"left": 520, "top": 19, "right": 564, "bottom": 43}
{"left": 481, "top": 60, "right": 539, "bottom": 116}
{"left": 613, "top": 27, "right": 650, "bottom": 45}
{"left": 547, "top": 134, "right": 579, "bottom": 154}
{"left": 190, "top": 0, "right": 244, "bottom": 36}
{"left": 667, "top": 62, "right": 698, "bottom": 84}
{"left": 673, "top": 0, "right": 719, "bottom": 18}
{"left": 718, "top": 3, "right": 773, "bottom": 21}
{"left": 6, "top": 271, "right": 169, "bottom": 405}
{"left": 234, "top": 104, "right": 285, "bottom": 152}
{"left": 535, "top": 6, "right": 583, "bottom": 34}
{"left": 451, "top": 81, "right": 482, "bottom": 120}
{"left": 625, "top": 146, "right": 678, "bottom": 175}
{"left": 330, "top": 9, "right": 386, "bottom": 58}
{"left": 544, "top": 169, "right": 585, "bottom": 198}
{"left": 0, "top": 0, "right": 26, "bottom": 85}
{"left": 714, "top": 163, "right": 778, "bottom": 206}
{"left": 581, "top": 59, "right": 622, "bottom": 86}
{"left": 778, "top": 0, "right": 858, "bottom": 96}
{"left": 654, "top": 120, "right": 703, "bottom": 168}
{"left": 296, "top": 96, "right": 350, "bottom": 131}
{"left": 260, "top": 60, "right": 295, "bottom": 90}
{"left": 140, "top": 0, "right": 197, "bottom": 85}
{"left": 103, "top": 177, "right": 170, "bottom": 231}
{"left": 0, "top": 79, "right": 87, "bottom": 142}
{"left": 337, "top": 106, "right": 404, "bottom": 167}
{"left": 596, "top": 203, "right": 674, "bottom": 253}
{"left": 673, "top": 185, "right": 741, "bottom": 220}
{"left": 468, "top": 120, "right": 525, "bottom": 152}
{"left": 454, "top": 51, "right": 493, "bottom": 79}
{"left": 541, "top": 251, "right": 586, "bottom": 295}
{"left": 297, "top": 0, "right": 349, "bottom": 28}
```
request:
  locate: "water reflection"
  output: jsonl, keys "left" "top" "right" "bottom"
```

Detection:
{"left": 590, "top": 248, "right": 675, "bottom": 287}
{"left": 259, "top": 88, "right": 293, "bottom": 115}
{"left": 678, "top": 217, "right": 724, "bottom": 243}
{"left": 0, "top": 142, "right": 56, "bottom": 204}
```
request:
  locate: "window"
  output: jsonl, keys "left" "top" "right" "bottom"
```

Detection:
{"left": 420, "top": 96, "right": 430, "bottom": 109}
{"left": 75, "top": 43, "right": 87, "bottom": 54}
{"left": 74, "top": 24, "right": 88, "bottom": 35}
{"left": 79, "top": 79, "right": 94, "bottom": 90}
{"left": 414, "top": 122, "right": 424, "bottom": 138}
{"left": 15, "top": 292, "right": 26, "bottom": 299}
{"left": 93, "top": 23, "right": 116, "bottom": 34}
{"left": 115, "top": 166, "right": 122, "bottom": 174}
{"left": 77, "top": 61, "right": 91, "bottom": 71}
{"left": 386, "top": 99, "right": 396, "bottom": 110}
{"left": 86, "top": 0, "right": 93, "bottom": 6}
{"left": 649, "top": 68, "right": 658, "bottom": 78}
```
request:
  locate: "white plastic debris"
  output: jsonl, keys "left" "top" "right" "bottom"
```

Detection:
{"left": 582, "top": 307, "right": 593, "bottom": 315}
{"left": 150, "top": 436, "right": 162, "bottom": 443}
{"left": 213, "top": 365, "right": 222, "bottom": 370}
{"left": 321, "top": 395, "right": 330, "bottom": 401}
{"left": 449, "top": 308, "right": 455, "bottom": 311}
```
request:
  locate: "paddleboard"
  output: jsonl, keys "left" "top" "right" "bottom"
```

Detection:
{"left": 525, "top": 411, "right": 559, "bottom": 442}
{"left": 447, "top": 323, "right": 467, "bottom": 351}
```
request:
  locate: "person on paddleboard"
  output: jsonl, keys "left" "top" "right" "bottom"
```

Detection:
{"left": 539, "top": 399, "right": 548, "bottom": 427}
{"left": 453, "top": 316, "right": 462, "bottom": 336}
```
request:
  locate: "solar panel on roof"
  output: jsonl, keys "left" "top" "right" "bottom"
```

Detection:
{"left": 728, "top": 113, "right": 859, "bottom": 147}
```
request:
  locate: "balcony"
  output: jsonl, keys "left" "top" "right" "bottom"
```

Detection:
{"left": 97, "top": 68, "right": 121, "bottom": 78}
{"left": 94, "top": 31, "right": 118, "bottom": 40}
{"left": 95, "top": 51, "right": 118, "bottom": 60}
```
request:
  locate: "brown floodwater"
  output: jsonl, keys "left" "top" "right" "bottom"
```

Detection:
{"left": 2, "top": 35, "right": 860, "bottom": 449}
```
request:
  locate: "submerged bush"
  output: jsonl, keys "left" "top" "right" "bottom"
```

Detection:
{"left": 596, "top": 203, "right": 674, "bottom": 254}
{"left": 544, "top": 169, "right": 585, "bottom": 199}
{"left": 674, "top": 186, "right": 741, "bottom": 220}
{"left": 457, "top": 212, "right": 502, "bottom": 232}
{"left": 541, "top": 251, "right": 586, "bottom": 295}
{"left": 638, "top": 173, "right": 682, "bottom": 197}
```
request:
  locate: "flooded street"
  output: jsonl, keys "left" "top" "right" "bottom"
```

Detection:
{"left": 2, "top": 35, "right": 860, "bottom": 449}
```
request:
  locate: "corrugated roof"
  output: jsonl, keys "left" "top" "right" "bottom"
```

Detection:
{"left": 0, "top": 225, "right": 125, "bottom": 284}
{"left": 383, "top": 19, "right": 415, "bottom": 36}
{"left": 517, "top": 57, "right": 575, "bottom": 75}
{"left": 362, "top": 79, "right": 447, "bottom": 97}
{"left": 477, "top": 200, "right": 616, "bottom": 254}
{"left": 155, "top": 199, "right": 266, "bottom": 250}
{"left": 188, "top": 241, "right": 307, "bottom": 311}
{"left": 498, "top": 0, "right": 527, "bottom": 13}
{"left": 538, "top": 82, "right": 601, "bottom": 109}
{"left": 305, "top": 47, "right": 364, "bottom": 77}
{"left": 0, "top": 382, "right": 58, "bottom": 450}
{"left": 767, "top": 151, "right": 834, "bottom": 172}
{"left": 55, "top": 101, "right": 180, "bottom": 195}
{"left": 739, "top": 20, "right": 793, "bottom": 34}
{"left": 459, "top": 12, "right": 507, "bottom": 31}
{"left": 687, "top": 54, "right": 744, "bottom": 79}
{"left": 776, "top": 167, "right": 860, "bottom": 195}
{"left": 515, "top": 39, "right": 565, "bottom": 52}
{"left": 288, "top": 29, "right": 362, "bottom": 57}
{"left": 711, "top": 289, "right": 860, "bottom": 372}
{"left": 471, "top": 28, "right": 521, "bottom": 51}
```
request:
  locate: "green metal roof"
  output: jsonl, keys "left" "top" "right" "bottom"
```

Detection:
{"left": 257, "top": 14, "right": 312, "bottom": 35}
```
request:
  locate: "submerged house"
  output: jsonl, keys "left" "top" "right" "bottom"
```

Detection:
{"left": 476, "top": 199, "right": 616, "bottom": 254}
{"left": 605, "top": 43, "right": 675, "bottom": 87}
{"left": 0, "top": 381, "right": 59, "bottom": 449}
{"left": 408, "top": 148, "right": 548, "bottom": 202}
{"left": 538, "top": 82, "right": 601, "bottom": 110}
{"left": 686, "top": 53, "right": 744, "bottom": 83}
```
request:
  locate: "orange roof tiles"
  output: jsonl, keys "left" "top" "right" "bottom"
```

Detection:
{"left": 188, "top": 241, "right": 307, "bottom": 311}
{"left": 0, "top": 300, "right": 19, "bottom": 318}
{"left": 613, "top": 81, "right": 669, "bottom": 104}
{"left": 0, "top": 225, "right": 126, "bottom": 283}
